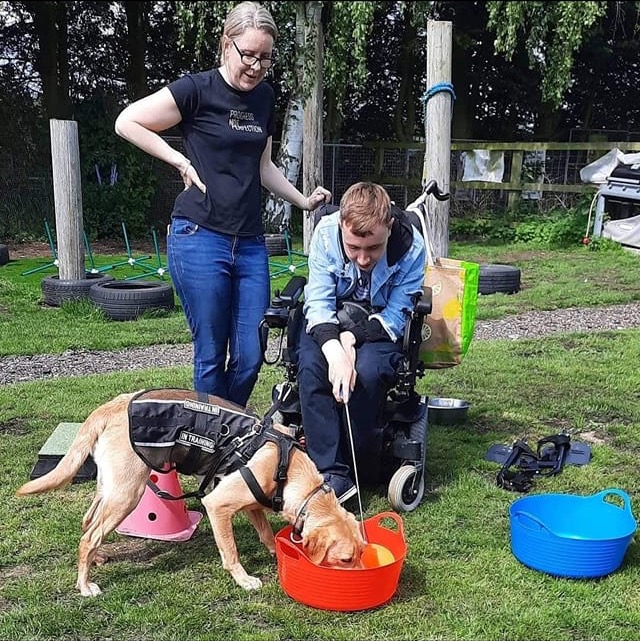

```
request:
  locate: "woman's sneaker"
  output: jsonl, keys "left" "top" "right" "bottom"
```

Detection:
{"left": 324, "top": 473, "right": 357, "bottom": 504}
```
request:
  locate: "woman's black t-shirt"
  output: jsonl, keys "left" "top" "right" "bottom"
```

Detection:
{"left": 168, "top": 68, "right": 275, "bottom": 236}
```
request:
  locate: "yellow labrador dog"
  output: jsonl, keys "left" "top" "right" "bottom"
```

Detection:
{"left": 16, "top": 389, "right": 364, "bottom": 596}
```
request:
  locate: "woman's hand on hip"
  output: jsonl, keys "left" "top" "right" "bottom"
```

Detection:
{"left": 180, "top": 160, "right": 206, "bottom": 194}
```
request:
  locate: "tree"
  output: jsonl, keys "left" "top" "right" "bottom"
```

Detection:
{"left": 322, "top": 1, "right": 378, "bottom": 139}
{"left": 301, "top": 1, "right": 323, "bottom": 251}
{"left": 263, "top": 2, "right": 305, "bottom": 233}
{"left": 123, "top": 1, "right": 149, "bottom": 101}
{"left": 486, "top": 0, "right": 607, "bottom": 138}
{"left": 22, "top": 1, "right": 72, "bottom": 119}
{"left": 562, "top": 1, "right": 640, "bottom": 136}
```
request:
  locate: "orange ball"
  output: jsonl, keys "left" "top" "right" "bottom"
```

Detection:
{"left": 361, "top": 543, "right": 395, "bottom": 568}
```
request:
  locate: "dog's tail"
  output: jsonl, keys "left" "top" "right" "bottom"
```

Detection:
{"left": 15, "top": 393, "right": 128, "bottom": 496}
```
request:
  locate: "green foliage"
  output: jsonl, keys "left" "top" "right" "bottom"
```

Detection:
{"left": 324, "top": 2, "right": 378, "bottom": 94}
{"left": 450, "top": 217, "right": 515, "bottom": 243}
{"left": 0, "top": 181, "right": 55, "bottom": 242}
{"left": 512, "top": 210, "right": 589, "bottom": 247}
{"left": 175, "top": 1, "right": 236, "bottom": 64}
{"left": 585, "top": 235, "right": 627, "bottom": 253}
{"left": 486, "top": 0, "right": 607, "bottom": 107}
{"left": 451, "top": 206, "right": 594, "bottom": 249}
{"left": 75, "top": 96, "right": 157, "bottom": 240}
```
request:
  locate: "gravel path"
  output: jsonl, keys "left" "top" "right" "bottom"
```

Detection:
{"left": 2, "top": 302, "right": 640, "bottom": 386}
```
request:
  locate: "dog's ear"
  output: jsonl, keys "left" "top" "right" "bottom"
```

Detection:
{"left": 302, "top": 527, "right": 330, "bottom": 565}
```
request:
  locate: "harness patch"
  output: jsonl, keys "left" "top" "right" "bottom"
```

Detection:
{"left": 183, "top": 398, "right": 222, "bottom": 416}
{"left": 176, "top": 431, "right": 217, "bottom": 452}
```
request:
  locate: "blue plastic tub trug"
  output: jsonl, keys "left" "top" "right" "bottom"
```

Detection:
{"left": 510, "top": 488, "right": 637, "bottom": 579}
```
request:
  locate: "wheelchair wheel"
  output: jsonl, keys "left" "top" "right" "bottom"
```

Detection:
{"left": 409, "top": 395, "right": 428, "bottom": 444}
{"left": 388, "top": 464, "right": 425, "bottom": 513}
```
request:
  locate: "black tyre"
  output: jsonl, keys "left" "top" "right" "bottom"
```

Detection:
{"left": 89, "top": 280, "right": 175, "bottom": 321}
{"left": 41, "top": 273, "right": 115, "bottom": 307}
{"left": 478, "top": 263, "right": 521, "bottom": 295}
{"left": 0, "top": 244, "right": 9, "bottom": 266}
{"left": 265, "top": 233, "right": 288, "bottom": 257}
{"left": 408, "top": 397, "right": 429, "bottom": 466}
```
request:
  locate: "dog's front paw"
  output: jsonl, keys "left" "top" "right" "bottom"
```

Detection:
{"left": 228, "top": 563, "right": 263, "bottom": 590}
{"left": 77, "top": 581, "right": 102, "bottom": 597}
{"left": 238, "top": 575, "right": 263, "bottom": 591}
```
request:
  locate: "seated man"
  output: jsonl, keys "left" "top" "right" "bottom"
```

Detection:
{"left": 297, "top": 182, "right": 426, "bottom": 503}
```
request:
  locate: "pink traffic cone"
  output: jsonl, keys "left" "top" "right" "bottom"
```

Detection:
{"left": 116, "top": 468, "right": 202, "bottom": 542}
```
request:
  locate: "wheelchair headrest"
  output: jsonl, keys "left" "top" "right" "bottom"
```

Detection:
{"left": 399, "top": 205, "right": 424, "bottom": 238}
{"left": 312, "top": 202, "right": 340, "bottom": 230}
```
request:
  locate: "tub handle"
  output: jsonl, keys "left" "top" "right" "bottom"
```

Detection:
{"left": 592, "top": 488, "right": 634, "bottom": 516}
{"left": 512, "top": 510, "right": 551, "bottom": 534}
{"left": 280, "top": 535, "right": 303, "bottom": 560}
{"left": 367, "top": 511, "right": 405, "bottom": 540}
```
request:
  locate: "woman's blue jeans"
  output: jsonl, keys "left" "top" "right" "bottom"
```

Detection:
{"left": 167, "top": 218, "right": 270, "bottom": 407}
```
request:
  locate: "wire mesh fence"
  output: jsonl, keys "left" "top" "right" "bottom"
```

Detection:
{"left": 145, "top": 141, "right": 594, "bottom": 227}
{"left": 4, "top": 141, "right": 598, "bottom": 242}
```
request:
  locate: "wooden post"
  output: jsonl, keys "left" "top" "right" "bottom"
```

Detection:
{"left": 507, "top": 150, "right": 524, "bottom": 209}
{"left": 302, "top": 0, "right": 324, "bottom": 254}
{"left": 424, "top": 20, "right": 453, "bottom": 258}
{"left": 50, "top": 119, "right": 84, "bottom": 280}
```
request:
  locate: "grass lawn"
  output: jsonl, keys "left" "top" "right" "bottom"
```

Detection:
{"left": 1, "top": 240, "right": 640, "bottom": 640}
{"left": 2, "top": 239, "right": 640, "bottom": 356}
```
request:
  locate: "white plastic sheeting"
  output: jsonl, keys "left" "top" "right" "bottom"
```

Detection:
{"left": 461, "top": 150, "right": 505, "bottom": 182}
{"left": 602, "top": 215, "right": 640, "bottom": 249}
{"left": 580, "top": 148, "right": 640, "bottom": 184}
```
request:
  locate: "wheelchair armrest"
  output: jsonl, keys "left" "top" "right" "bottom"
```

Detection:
{"left": 278, "top": 275, "right": 307, "bottom": 308}
{"left": 396, "top": 286, "right": 433, "bottom": 391}
{"left": 260, "top": 275, "right": 307, "bottom": 365}
{"left": 415, "top": 286, "right": 432, "bottom": 316}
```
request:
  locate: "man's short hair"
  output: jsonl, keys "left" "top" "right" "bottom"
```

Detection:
{"left": 339, "top": 182, "right": 391, "bottom": 237}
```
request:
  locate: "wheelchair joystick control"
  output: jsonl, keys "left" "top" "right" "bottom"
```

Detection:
{"left": 263, "top": 276, "right": 307, "bottom": 330}
{"left": 264, "top": 291, "right": 289, "bottom": 329}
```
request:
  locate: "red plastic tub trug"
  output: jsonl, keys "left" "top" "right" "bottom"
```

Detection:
{"left": 275, "top": 511, "right": 407, "bottom": 611}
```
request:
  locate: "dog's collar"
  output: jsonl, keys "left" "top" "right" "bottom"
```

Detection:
{"left": 291, "top": 482, "right": 332, "bottom": 540}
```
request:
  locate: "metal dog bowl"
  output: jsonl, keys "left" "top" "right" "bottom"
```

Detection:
{"left": 427, "top": 397, "right": 470, "bottom": 425}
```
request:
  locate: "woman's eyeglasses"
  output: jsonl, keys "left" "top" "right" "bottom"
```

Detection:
{"left": 232, "top": 40, "right": 274, "bottom": 69}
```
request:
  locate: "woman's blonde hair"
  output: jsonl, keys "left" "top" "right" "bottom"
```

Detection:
{"left": 219, "top": 2, "right": 278, "bottom": 63}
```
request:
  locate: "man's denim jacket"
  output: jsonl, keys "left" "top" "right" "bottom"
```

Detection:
{"left": 303, "top": 210, "right": 426, "bottom": 342}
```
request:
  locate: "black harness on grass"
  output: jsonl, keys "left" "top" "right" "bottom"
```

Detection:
{"left": 496, "top": 434, "right": 572, "bottom": 493}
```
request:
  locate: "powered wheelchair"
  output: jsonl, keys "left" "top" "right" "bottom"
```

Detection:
{"left": 258, "top": 181, "right": 450, "bottom": 512}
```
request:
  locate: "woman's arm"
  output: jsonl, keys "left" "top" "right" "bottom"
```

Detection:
{"left": 260, "top": 137, "right": 331, "bottom": 210}
{"left": 114, "top": 87, "right": 205, "bottom": 192}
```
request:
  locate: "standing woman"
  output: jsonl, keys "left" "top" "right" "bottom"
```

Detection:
{"left": 115, "top": 1, "right": 330, "bottom": 406}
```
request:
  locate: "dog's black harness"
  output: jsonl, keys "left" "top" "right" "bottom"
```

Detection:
{"left": 128, "top": 389, "right": 303, "bottom": 511}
